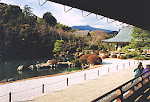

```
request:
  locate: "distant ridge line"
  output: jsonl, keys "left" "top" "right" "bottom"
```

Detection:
{"left": 72, "top": 25, "right": 115, "bottom": 33}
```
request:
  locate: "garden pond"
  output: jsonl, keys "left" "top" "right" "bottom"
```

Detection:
{"left": 0, "top": 58, "right": 82, "bottom": 82}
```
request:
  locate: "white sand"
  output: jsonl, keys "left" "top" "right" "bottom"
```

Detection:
{"left": 0, "top": 59, "right": 149, "bottom": 102}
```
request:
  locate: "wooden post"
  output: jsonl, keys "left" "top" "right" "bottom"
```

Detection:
{"left": 98, "top": 70, "right": 99, "bottom": 76}
{"left": 116, "top": 89, "right": 122, "bottom": 102}
{"left": 116, "top": 65, "right": 118, "bottom": 70}
{"left": 108, "top": 67, "right": 109, "bottom": 73}
{"left": 42, "top": 84, "right": 44, "bottom": 93}
{"left": 84, "top": 74, "right": 86, "bottom": 80}
{"left": 134, "top": 61, "right": 135, "bottom": 64}
{"left": 123, "top": 64, "right": 125, "bottom": 68}
{"left": 129, "top": 62, "right": 130, "bottom": 66}
{"left": 9, "top": 92, "right": 11, "bottom": 102}
{"left": 67, "top": 78, "right": 68, "bottom": 86}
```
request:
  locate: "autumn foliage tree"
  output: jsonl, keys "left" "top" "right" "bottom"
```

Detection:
{"left": 88, "top": 30, "right": 107, "bottom": 48}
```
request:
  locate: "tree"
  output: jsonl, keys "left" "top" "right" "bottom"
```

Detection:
{"left": 53, "top": 40, "right": 64, "bottom": 54}
{"left": 88, "top": 30, "right": 107, "bottom": 49}
{"left": 43, "top": 12, "right": 57, "bottom": 26}
{"left": 23, "top": 5, "right": 33, "bottom": 16}
{"left": 23, "top": 5, "right": 37, "bottom": 25}
{"left": 130, "top": 27, "right": 150, "bottom": 53}
{"left": 0, "top": 5, "right": 22, "bottom": 25}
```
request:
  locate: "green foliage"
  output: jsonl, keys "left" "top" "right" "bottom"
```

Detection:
{"left": 130, "top": 27, "right": 150, "bottom": 53}
{"left": 76, "top": 47, "right": 82, "bottom": 52}
{"left": 0, "top": 5, "right": 23, "bottom": 26}
{"left": 53, "top": 40, "right": 64, "bottom": 54}
{"left": 90, "top": 44, "right": 98, "bottom": 50}
{"left": 134, "top": 56, "right": 148, "bottom": 60}
{"left": 0, "top": 3, "right": 116, "bottom": 60}
{"left": 23, "top": 5, "right": 37, "bottom": 25}
{"left": 121, "top": 46, "right": 130, "bottom": 53}
{"left": 101, "top": 43, "right": 108, "bottom": 51}
{"left": 105, "top": 34, "right": 115, "bottom": 39}
{"left": 71, "top": 59, "right": 81, "bottom": 67}
{"left": 54, "top": 22, "right": 74, "bottom": 31}
{"left": 125, "top": 51, "right": 139, "bottom": 58}
{"left": 43, "top": 12, "right": 57, "bottom": 26}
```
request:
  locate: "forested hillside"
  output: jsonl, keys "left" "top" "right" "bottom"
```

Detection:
{"left": 0, "top": 3, "right": 73, "bottom": 59}
{"left": 0, "top": 3, "right": 114, "bottom": 60}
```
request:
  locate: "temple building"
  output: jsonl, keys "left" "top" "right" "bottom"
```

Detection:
{"left": 74, "top": 30, "right": 91, "bottom": 37}
{"left": 102, "top": 26, "right": 134, "bottom": 51}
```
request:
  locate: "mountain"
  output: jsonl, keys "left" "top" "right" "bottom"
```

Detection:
{"left": 72, "top": 25, "right": 114, "bottom": 33}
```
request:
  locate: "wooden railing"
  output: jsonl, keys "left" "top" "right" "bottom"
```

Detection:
{"left": 92, "top": 69, "right": 150, "bottom": 102}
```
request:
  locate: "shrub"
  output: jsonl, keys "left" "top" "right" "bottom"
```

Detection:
{"left": 111, "top": 54, "right": 117, "bottom": 58}
{"left": 75, "top": 52, "right": 79, "bottom": 55}
{"left": 99, "top": 51, "right": 106, "bottom": 53}
{"left": 134, "top": 56, "right": 148, "bottom": 60}
{"left": 71, "top": 59, "right": 81, "bottom": 67}
{"left": 118, "top": 55, "right": 126, "bottom": 59}
{"left": 106, "top": 53, "right": 110, "bottom": 56}
{"left": 79, "top": 54, "right": 91, "bottom": 64}
{"left": 74, "top": 52, "right": 80, "bottom": 58}
{"left": 125, "top": 51, "right": 138, "bottom": 58}
{"left": 76, "top": 47, "right": 82, "bottom": 52}
{"left": 49, "top": 59, "right": 57, "bottom": 64}
{"left": 87, "top": 55, "right": 102, "bottom": 65}
{"left": 85, "top": 51, "right": 90, "bottom": 54}
{"left": 121, "top": 46, "right": 130, "bottom": 53}
{"left": 94, "top": 51, "right": 99, "bottom": 55}
{"left": 102, "top": 54, "right": 109, "bottom": 59}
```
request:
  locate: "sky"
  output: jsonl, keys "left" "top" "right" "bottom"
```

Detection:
{"left": 1, "top": 0, "right": 129, "bottom": 31}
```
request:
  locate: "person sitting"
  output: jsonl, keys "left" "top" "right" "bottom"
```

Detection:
{"left": 134, "top": 62, "right": 144, "bottom": 81}
{"left": 142, "top": 64, "right": 150, "bottom": 77}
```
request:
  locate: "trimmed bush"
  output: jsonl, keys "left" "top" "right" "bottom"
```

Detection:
{"left": 102, "top": 54, "right": 109, "bottom": 59}
{"left": 50, "top": 59, "right": 57, "bottom": 64}
{"left": 79, "top": 54, "right": 91, "bottom": 64}
{"left": 106, "top": 53, "right": 110, "bottom": 56}
{"left": 111, "top": 54, "right": 117, "bottom": 58}
{"left": 118, "top": 55, "right": 126, "bottom": 59}
{"left": 99, "top": 51, "right": 106, "bottom": 53}
{"left": 87, "top": 55, "right": 102, "bottom": 65}
{"left": 94, "top": 51, "right": 99, "bottom": 55}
